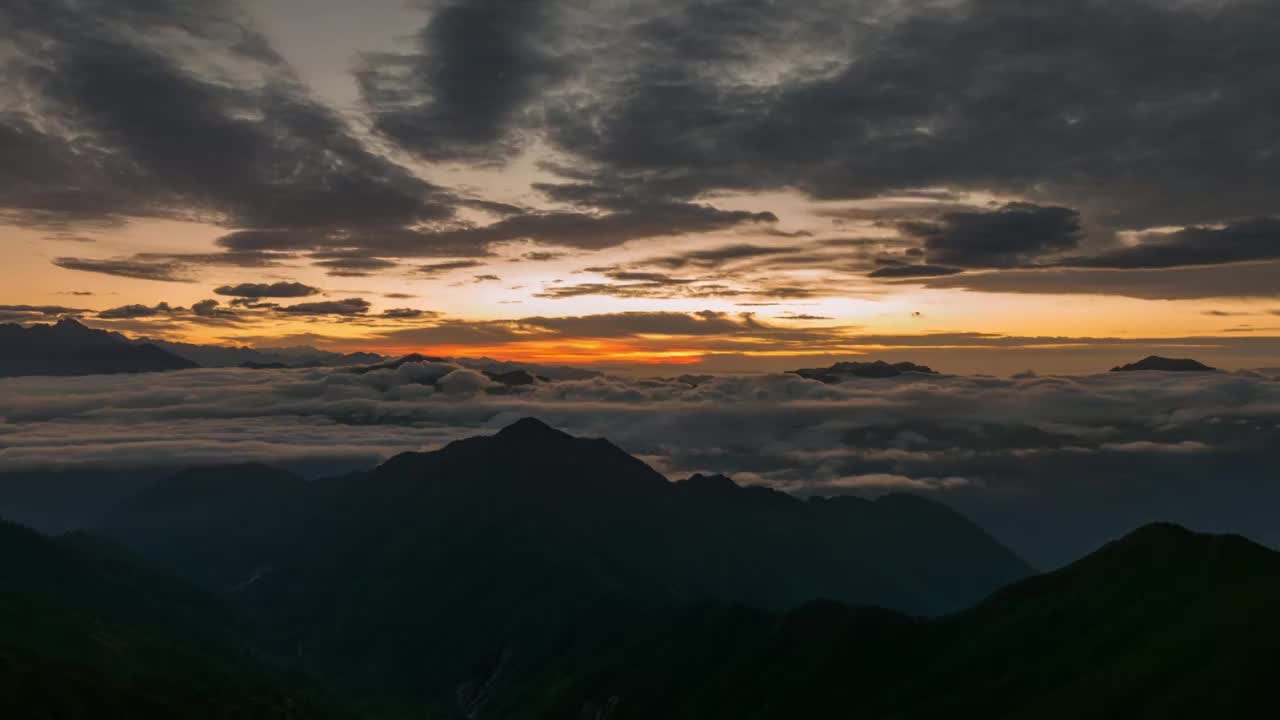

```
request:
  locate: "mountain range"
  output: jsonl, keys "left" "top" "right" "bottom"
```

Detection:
{"left": 534, "top": 523, "right": 1280, "bottom": 719}
{"left": 2, "top": 419, "right": 1276, "bottom": 717}
{"left": 0, "top": 319, "right": 1230, "bottom": 383}
{"left": 0, "top": 318, "right": 197, "bottom": 377}
{"left": 85, "top": 419, "right": 1028, "bottom": 712}
{"left": 4, "top": 515, "right": 1276, "bottom": 717}
{"left": 139, "top": 339, "right": 384, "bottom": 369}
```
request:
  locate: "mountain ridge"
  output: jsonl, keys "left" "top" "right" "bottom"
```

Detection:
{"left": 0, "top": 318, "right": 198, "bottom": 377}
{"left": 87, "top": 418, "right": 1030, "bottom": 711}
{"left": 1110, "top": 355, "right": 1219, "bottom": 372}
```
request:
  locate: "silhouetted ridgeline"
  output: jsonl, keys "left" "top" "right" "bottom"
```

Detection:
{"left": 0, "top": 319, "right": 196, "bottom": 377}
{"left": 790, "top": 360, "right": 939, "bottom": 382}
{"left": 1111, "top": 355, "right": 1219, "bottom": 372}
{"left": 1, "top": 421, "right": 1276, "bottom": 717}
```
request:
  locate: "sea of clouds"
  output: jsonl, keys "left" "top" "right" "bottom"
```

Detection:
{"left": 2, "top": 361, "right": 1278, "bottom": 565}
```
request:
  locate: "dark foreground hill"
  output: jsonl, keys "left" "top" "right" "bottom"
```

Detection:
{"left": 11, "top": 511, "right": 1276, "bottom": 719}
{"left": 0, "top": 318, "right": 197, "bottom": 377}
{"left": 0, "top": 519, "right": 343, "bottom": 718}
{"left": 95, "top": 418, "right": 1029, "bottom": 711}
{"left": 535, "top": 523, "right": 1280, "bottom": 719}
{"left": 15, "top": 419, "right": 1275, "bottom": 718}
{"left": 101, "top": 463, "right": 309, "bottom": 591}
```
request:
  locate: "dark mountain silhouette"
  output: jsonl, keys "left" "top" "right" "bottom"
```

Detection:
{"left": 1110, "top": 355, "right": 1219, "bottom": 372}
{"left": 0, "top": 467, "right": 173, "bottom": 534}
{"left": 140, "top": 339, "right": 382, "bottom": 368}
{"left": 791, "top": 360, "right": 938, "bottom": 382}
{"left": 534, "top": 523, "right": 1280, "bottom": 719}
{"left": 0, "top": 519, "right": 342, "bottom": 717}
{"left": 0, "top": 318, "right": 197, "bottom": 377}
{"left": 7, "top": 470, "right": 1279, "bottom": 717}
{"left": 483, "top": 368, "right": 544, "bottom": 385}
{"left": 100, "top": 464, "right": 308, "bottom": 591}
{"left": 96, "top": 418, "right": 1029, "bottom": 710}
{"left": 347, "top": 355, "right": 551, "bottom": 386}
{"left": 345, "top": 352, "right": 448, "bottom": 373}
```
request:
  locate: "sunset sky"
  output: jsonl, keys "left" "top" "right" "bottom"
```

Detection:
{"left": 4, "top": 0, "right": 1280, "bottom": 374}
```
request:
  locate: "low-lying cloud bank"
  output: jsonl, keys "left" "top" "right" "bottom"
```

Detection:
{"left": 1, "top": 363, "right": 1277, "bottom": 565}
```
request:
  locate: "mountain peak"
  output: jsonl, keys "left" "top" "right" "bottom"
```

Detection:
{"left": 1070, "top": 522, "right": 1276, "bottom": 577}
{"left": 53, "top": 316, "right": 88, "bottom": 329}
{"left": 495, "top": 417, "right": 572, "bottom": 441}
{"left": 1111, "top": 356, "right": 1218, "bottom": 372}
{"left": 682, "top": 473, "right": 741, "bottom": 492}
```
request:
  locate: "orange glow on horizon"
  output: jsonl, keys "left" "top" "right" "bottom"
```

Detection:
{"left": 371, "top": 340, "right": 712, "bottom": 365}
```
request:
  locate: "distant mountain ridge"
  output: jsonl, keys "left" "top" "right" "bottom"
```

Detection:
{"left": 137, "top": 339, "right": 383, "bottom": 368}
{"left": 346, "top": 353, "right": 600, "bottom": 381}
{"left": 791, "top": 360, "right": 939, "bottom": 382}
{"left": 1111, "top": 355, "right": 1219, "bottom": 372}
{"left": 0, "top": 318, "right": 197, "bottom": 377}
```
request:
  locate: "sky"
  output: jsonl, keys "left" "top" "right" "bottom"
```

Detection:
{"left": 3, "top": 0, "right": 1280, "bottom": 374}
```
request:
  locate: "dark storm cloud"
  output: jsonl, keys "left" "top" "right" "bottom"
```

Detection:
{"left": 214, "top": 282, "right": 320, "bottom": 299}
{"left": 899, "top": 204, "right": 1082, "bottom": 269}
{"left": 417, "top": 203, "right": 779, "bottom": 251}
{"left": 53, "top": 257, "right": 192, "bottom": 282}
{"left": 1056, "top": 217, "right": 1280, "bottom": 269}
{"left": 532, "top": 1, "right": 1280, "bottom": 232}
{"left": 356, "top": 0, "right": 566, "bottom": 161}
{"left": 0, "top": 0, "right": 453, "bottom": 233}
{"left": 923, "top": 261, "right": 1280, "bottom": 300}
{"left": 278, "top": 298, "right": 372, "bottom": 316}
{"left": 11, "top": 0, "right": 1280, "bottom": 297}
{"left": 207, "top": 203, "right": 770, "bottom": 257}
